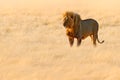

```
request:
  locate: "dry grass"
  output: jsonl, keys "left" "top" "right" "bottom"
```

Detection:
{"left": 0, "top": 0, "right": 120, "bottom": 80}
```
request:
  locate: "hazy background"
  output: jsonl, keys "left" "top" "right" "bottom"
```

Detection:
{"left": 0, "top": 0, "right": 120, "bottom": 10}
{"left": 0, "top": 0, "right": 120, "bottom": 80}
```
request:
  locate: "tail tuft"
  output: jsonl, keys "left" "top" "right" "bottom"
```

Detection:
{"left": 97, "top": 39, "right": 104, "bottom": 44}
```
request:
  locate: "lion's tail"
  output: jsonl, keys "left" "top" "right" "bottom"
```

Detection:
{"left": 97, "top": 35, "right": 104, "bottom": 44}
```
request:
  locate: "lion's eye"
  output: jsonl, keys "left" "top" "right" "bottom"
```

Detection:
{"left": 71, "top": 16, "right": 73, "bottom": 19}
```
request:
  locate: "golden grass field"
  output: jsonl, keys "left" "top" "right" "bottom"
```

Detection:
{"left": 0, "top": 0, "right": 120, "bottom": 80}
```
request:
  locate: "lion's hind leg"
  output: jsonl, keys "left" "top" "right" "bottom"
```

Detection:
{"left": 90, "top": 35, "right": 96, "bottom": 46}
{"left": 93, "top": 34, "right": 97, "bottom": 46}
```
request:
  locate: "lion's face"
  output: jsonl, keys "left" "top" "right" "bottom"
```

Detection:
{"left": 63, "top": 12, "right": 74, "bottom": 28}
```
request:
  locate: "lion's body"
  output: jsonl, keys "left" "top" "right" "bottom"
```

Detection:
{"left": 63, "top": 11, "right": 104, "bottom": 46}
{"left": 80, "top": 19, "right": 98, "bottom": 39}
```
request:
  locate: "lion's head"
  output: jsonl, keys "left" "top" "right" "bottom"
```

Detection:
{"left": 62, "top": 11, "right": 81, "bottom": 29}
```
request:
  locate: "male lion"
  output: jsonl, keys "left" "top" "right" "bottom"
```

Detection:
{"left": 63, "top": 11, "right": 104, "bottom": 46}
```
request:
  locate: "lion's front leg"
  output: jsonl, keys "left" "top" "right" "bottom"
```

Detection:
{"left": 77, "top": 37, "right": 81, "bottom": 46}
{"left": 68, "top": 37, "right": 74, "bottom": 47}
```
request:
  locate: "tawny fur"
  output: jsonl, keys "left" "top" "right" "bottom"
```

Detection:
{"left": 63, "top": 11, "right": 104, "bottom": 46}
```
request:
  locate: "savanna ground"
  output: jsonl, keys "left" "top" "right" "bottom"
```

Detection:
{"left": 0, "top": 0, "right": 120, "bottom": 80}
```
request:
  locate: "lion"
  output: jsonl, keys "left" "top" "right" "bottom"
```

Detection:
{"left": 63, "top": 11, "right": 104, "bottom": 46}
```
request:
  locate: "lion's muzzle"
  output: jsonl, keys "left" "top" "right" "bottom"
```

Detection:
{"left": 63, "top": 17, "right": 69, "bottom": 27}
{"left": 63, "top": 21, "right": 67, "bottom": 27}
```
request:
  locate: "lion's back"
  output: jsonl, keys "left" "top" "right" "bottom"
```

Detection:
{"left": 81, "top": 19, "right": 99, "bottom": 36}
{"left": 81, "top": 19, "right": 98, "bottom": 27}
